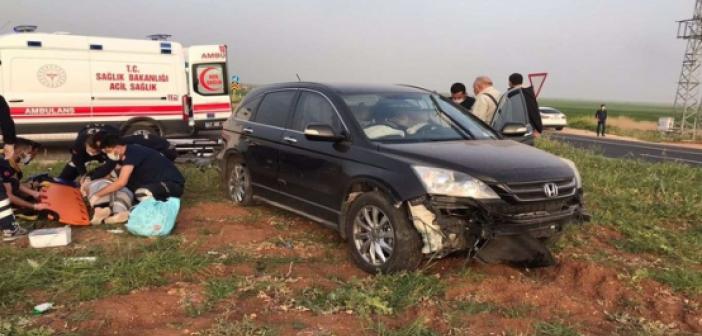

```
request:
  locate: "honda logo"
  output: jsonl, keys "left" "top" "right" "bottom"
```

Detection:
{"left": 543, "top": 183, "right": 559, "bottom": 198}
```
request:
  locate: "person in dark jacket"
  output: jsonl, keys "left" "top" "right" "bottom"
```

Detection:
{"left": 84, "top": 132, "right": 177, "bottom": 181}
{"left": 450, "top": 83, "right": 476, "bottom": 111}
{"left": 0, "top": 95, "right": 25, "bottom": 240}
{"left": 595, "top": 104, "right": 608, "bottom": 136}
{"left": 56, "top": 123, "right": 120, "bottom": 183}
{"left": 0, "top": 138, "right": 49, "bottom": 220}
{"left": 93, "top": 134, "right": 185, "bottom": 202}
{"left": 508, "top": 73, "right": 543, "bottom": 135}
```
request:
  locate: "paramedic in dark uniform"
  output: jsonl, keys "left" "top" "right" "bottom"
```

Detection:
{"left": 0, "top": 94, "right": 25, "bottom": 239}
{"left": 84, "top": 132, "right": 177, "bottom": 181}
{"left": 92, "top": 134, "right": 185, "bottom": 203}
{"left": 57, "top": 123, "right": 120, "bottom": 183}
{"left": 0, "top": 138, "right": 48, "bottom": 220}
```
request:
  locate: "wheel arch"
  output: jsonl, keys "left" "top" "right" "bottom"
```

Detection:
{"left": 338, "top": 177, "right": 406, "bottom": 240}
{"left": 120, "top": 117, "right": 164, "bottom": 136}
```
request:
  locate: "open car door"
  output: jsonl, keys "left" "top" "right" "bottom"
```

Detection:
{"left": 490, "top": 88, "right": 533, "bottom": 145}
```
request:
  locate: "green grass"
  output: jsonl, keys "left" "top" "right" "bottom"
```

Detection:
{"left": 298, "top": 272, "right": 445, "bottom": 315}
{"left": 0, "top": 237, "right": 213, "bottom": 309}
{"left": 537, "top": 139, "right": 702, "bottom": 294}
{"left": 540, "top": 100, "right": 686, "bottom": 142}
{"left": 0, "top": 317, "right": 55, "bottom": 336}
{"left": 453, "top": 299, "right": 535, "bottom": 319}
{"left": 540, "top": 99, "right": 674, "bottom": 123}
{"left": 201, "top": 317, "right": 277, "bottom": 336}
{"left": 533, "top": 321, "right": 580, "bottom": 336}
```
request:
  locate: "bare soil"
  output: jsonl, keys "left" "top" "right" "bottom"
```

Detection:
{"left": 34, "top": 201, "right": 702, "bottom": 335}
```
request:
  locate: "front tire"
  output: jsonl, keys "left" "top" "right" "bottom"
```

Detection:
{"left": 345, "top": 192, "right": 423, "bottom": 273}
{"left": 227, "top": 162, "right": 254, "bottom": 206}
{"left": 556, "top": 126, "right": 564, "bottom": 131}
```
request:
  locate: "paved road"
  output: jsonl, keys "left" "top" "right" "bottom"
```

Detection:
{"left": 548, "top": 133, "right": 702, "bottom": 167}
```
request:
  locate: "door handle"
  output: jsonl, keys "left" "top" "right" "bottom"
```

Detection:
{"left": 8, "top": 99, "right": 23, "bottom": 103}
{"left": 282, "top": 136, "right": 297, "bottom": 144}
{"left": 242, "top": 127, "right": 254, "bottom": 135}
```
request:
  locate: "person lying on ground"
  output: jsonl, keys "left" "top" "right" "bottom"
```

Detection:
{"left": 0, "top": 138, "right": 49, "bottom": 220}
{"left": 83, "top": 131, "right": 178, "bottom": 183}
{"left": 83, "top": 178, "right": 133, "bottom": 225}
{"left": 92, "top": 134, "right": 185, "bottom": 203}
{"left": 56, "top": 123, "right": 120, "bottom": 183}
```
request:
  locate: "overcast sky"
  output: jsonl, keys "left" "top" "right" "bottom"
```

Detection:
{"left": 0, "top": 0, "right": 694, "bottom": 103}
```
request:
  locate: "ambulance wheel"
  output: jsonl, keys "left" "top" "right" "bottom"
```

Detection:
{"left": 125, "top": 122, "right": 160, "bottom": 136}
{"left": 227, "top": 162, "right": 253, "bottom": 206}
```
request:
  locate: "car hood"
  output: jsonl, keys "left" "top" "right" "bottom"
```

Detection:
{"left": 378, "top": 140, "right": 574, "bottom": 183}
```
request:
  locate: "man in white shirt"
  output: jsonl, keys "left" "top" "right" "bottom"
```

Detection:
{"left": 471, "top": 76, "right": 501, "bottom": 124}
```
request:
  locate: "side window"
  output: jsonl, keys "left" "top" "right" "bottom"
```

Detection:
{"left": 291, "top": 92, "right": 342, "bottom": 132}
{"left": 234, "top": 95, "right": 262, "bottom": 122}
{"left": 254, "top": 91, "right": 297, "bottom": 128}
{"left": 193, "top": 63, "right": 226, "bottom": 96}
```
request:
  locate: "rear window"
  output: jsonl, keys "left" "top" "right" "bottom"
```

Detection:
{"left": 254, "top": 91, "right": 297, "bottom": 128}
{"left": 194, "top": 63, "right": 226, "bottom": 96}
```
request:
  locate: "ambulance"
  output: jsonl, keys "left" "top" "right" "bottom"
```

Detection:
{"left": 0, "top": 26, "right": 232, "bottom": 141}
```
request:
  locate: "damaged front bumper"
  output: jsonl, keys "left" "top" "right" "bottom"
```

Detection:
{"left": 407, "top": 190, "right": 590, "bottom": 262}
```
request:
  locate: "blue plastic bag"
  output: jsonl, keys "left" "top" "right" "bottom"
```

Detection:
{"left": 126, "top": 197, "right": 180, "bottom": 237}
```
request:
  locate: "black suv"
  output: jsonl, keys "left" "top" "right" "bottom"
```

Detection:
{"left": 217, "top": 83, "right": 588, "bottom": 273}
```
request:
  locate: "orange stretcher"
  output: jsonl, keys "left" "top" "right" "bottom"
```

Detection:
{"left": 39, "top": 182, "right": 90, "bottom": 226}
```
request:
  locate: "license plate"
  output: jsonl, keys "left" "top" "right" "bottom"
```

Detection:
{"left": 205, "top": 121, "right": 222, "bottom": 128}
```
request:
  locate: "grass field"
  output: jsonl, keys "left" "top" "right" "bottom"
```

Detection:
{"left": 539, "top": 99, "right": 675, "bottom": 123}
{"left": 539, "top": 99, "right": 688, "bottom": 142}
{"left": 0, "top": 142, "right": 700, "bottom": 335}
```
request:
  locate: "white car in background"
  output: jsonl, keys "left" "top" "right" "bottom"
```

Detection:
{"left": 539, "top": 107, "right": 567, "bottom": 131}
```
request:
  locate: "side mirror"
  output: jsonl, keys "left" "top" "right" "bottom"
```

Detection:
{"left": 304, "top": 124, "right": 346, "bottom": 142}
{"left": 501, "top": 123, "right": 528, "bottom": 136}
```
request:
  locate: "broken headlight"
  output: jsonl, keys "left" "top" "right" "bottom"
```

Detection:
{"left": 412, "top": 166, "right": 500, "bottom": 199}
{"left": 559, "top": 158, "right": 582, "bottom": 189}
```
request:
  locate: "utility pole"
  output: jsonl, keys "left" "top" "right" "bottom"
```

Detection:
{"left": 674, "top": 0, "right": 702, "bottom": 139}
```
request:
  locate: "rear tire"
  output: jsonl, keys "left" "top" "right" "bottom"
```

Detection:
{"left": 227, "top": 161, "right": 254, "bottom": 206}
{"left": 124, "top": 122, "right": 160, "bottom": 136}
{"left": 345, "top": 191, "right": 423, "bottom": 273}
{"left": 556, "top": 127, "right": 564, "bottom": 131}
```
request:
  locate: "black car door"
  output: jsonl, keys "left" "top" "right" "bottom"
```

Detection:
{"left": 491, "top": 88, "right": 533, "bottom": 144}
{"left": 242, "top": 90, "right": 298, "bottom": 200}
{"left": 277, "top": 91, "right": 349, "bottom": 223}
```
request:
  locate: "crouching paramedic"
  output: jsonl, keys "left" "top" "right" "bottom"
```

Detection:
{"left": 91, "top": 134, "right": 185, "bottom": 203}
{"left": 57, "top": 123, "right": 119, "bottom": 183}
{"left": 85, "top": 132, "right": 177, "bottom": 181}
{"left": 0, "top": 138, "right": 49, "bottom": 220}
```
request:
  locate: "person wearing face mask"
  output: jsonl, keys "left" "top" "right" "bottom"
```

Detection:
{"left": 450, "top": 82, "right": 476, "bottom": 111}
{"left": 0, "top": 95, "right": 23, "bottom": 240}
{"left": 595, "top": 104, "right": 608, "bottom": 137}
{"left": 0, "top": 138, "right": 49, "bottom": 222}
{"left": 91, "top": 134, "right": 185, "bottom": 203}
{"left": 83, "top": 131, "right": 177, "bottom": 183}
{"left": 56, "top": 123, "right": 120, "bottom": 184}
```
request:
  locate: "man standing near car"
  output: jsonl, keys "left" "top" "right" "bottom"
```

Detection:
{"left": 508, "top": 73, "right": 543, "bottom": 137}
{"left": 471, "top": 76, "right": 501, "bottom": 124}
{"left": 595, "top": 104, "right": 608, "bottom": 137}
{"left": 450, "top": 83, "right": 476, "bottom": 111}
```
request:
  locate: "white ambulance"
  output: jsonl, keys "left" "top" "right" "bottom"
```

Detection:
{"left": 0, "top": 27, "right": 232, "bottom": 140}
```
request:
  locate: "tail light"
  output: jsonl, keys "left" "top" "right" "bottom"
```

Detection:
{"left": 182, "top": 95, "right": 194, "bottom": 127}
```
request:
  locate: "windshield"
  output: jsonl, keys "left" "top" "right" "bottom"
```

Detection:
{"left": 342, "top": 92, "right": 497, "bottom": 143}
